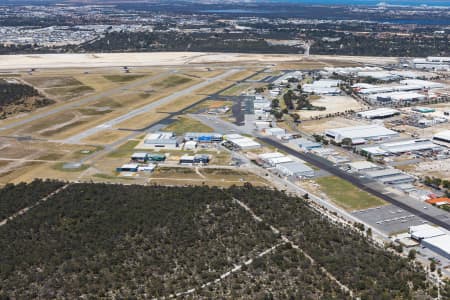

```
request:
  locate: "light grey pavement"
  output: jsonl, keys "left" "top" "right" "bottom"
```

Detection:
{"left": 0, "top": 70, "right": 172, "bottom": 131}
{"left": 63, "top": 68, "right": 242, "bottom": 144}
{"left": 352, "top": 204, "right": 426, "bottom": 234}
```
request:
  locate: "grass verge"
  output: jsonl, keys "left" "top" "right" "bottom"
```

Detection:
{"left": 315, "top": 176, "right": 386, "bottom": 211}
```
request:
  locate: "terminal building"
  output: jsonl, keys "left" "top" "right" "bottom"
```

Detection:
{"left": 325, "top": 124, "right": 398, "bottom": 144}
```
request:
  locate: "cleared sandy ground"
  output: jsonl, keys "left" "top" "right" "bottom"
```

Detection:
{"left": 296, "top": 95, "right": 367, "bottom": 119}
{"left": 0, "top": 52, "right": 398, "bottom": 70}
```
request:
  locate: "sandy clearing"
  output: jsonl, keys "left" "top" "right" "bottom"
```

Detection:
{"left": 0, "top": 52, "right": 399, "bottom": 70}
{"left": 296, "top": 95, "right": 367, "bottom": 119}
{"left": 300, "top": 117, "right": 369, "bottom": 134}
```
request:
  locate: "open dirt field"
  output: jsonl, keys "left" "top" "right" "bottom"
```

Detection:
{"left": 405, "top": 158, "right": 450, "bottom": 179}
{"left": 296, "top": 95, "right": 367, "bottom": 119}
{"left": 0, "top": 52, "right": 399, "bottom": 70}
{"left": 300, "top": 117, "right": 369, "bottom": 134}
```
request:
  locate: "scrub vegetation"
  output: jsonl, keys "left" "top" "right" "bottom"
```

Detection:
{"left": 0, "top": 182, "right": 441, "bottom": 299}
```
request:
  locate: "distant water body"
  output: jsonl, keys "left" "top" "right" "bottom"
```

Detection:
{"left": 270, "top": 0, "right": 450, "bottom": 6}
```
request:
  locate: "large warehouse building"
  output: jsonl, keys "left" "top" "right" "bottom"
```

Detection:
{"left": 356, "top": 108, "right": 400, "bottom": 119}
{"left": 276, "top": 161, "right": 314, "bottom": 178}
{"left": 224, "top": 134, "right": 261, "bottom": 150}
{"left": 433, "top": 130, "right": 450, "bottom": 144}
{"left": 409, "top": 224, "right": 450, "bottom": 260}
{"left": 325, "top": 124, "right": 398, "bottom": 143}
{"left": 367, "top": 91, "right": 426, "bottom": 105}
{"left": 409, "top": 224, "right": 445, "bottom": 241}
{"left": 144, "top": 132, "right": 180, "bottom": 149}
{"left": 421, "top": 235, "right": 450, "bottom": 260}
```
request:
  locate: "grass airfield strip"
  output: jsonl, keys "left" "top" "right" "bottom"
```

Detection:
{"left": 1, "top": 72, "right": 206, "bottom": 140}
{"left": 0, "top": 71, "right": 170, "bottom": 132}
{"left": 62, "top": 68, "right": 241, "bottom": 144}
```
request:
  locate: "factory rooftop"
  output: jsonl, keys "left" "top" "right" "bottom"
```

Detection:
{"left": 433, "top": 130, "right": 450, "bottom": 144}
{"left": 325, "top": 124, "right": 398, "bottom": 143}
{"left": 357, "top": 108, "right": 400, "bottom": 119}
{"left": 378, "top": 139, "right": 441, "bottom": 154}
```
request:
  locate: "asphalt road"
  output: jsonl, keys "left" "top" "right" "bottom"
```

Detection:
{"left": 258, "top": 136, "right": 450, "bottom": 231}
{"left": 0, "top": 70, "right": 172, "bottom": 132}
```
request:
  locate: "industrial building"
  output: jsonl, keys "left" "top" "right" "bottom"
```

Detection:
{"left": 421, "top": 235, "right": 450, "bottom": 260}
{"left": 138, "top": 164, "right": 156, "bottom": 172}
{"left": 412, "top": 57, "right": 450, "bottom": 71}
{"left": 360, "top": 139, "right": 441, "bottom": 156}
{"left": 426, "top": 198, "right": 450, "bottom": 206}
{"left": 409, "top": 224, "right": 445, "bottom": 241}
{"left": 356, "top": 108, "right": 400, "bottom": 119}
{"left": 264, "top": 127, "right": 286, "bottom": 136}
{"left": 184, "top": 132, "right": 223, "bottom": 143}
{"left": 433, "top": 130, "right": 450, "bottom": 144}
{"left": 131, "top": 152, "right": 149, "bottom": 163}
{"left": 363, "top": 168, "right": 415, "bottom": 184}
{"left": 148, "top": 153, "right": 166, "bottom": 162}
{"left": 224, "top": 134, "right": 261, "bottom": 150}
{"left": 275, "top": 161, "right": 314, "bottom": 178}
{"left": 366, "top": 91, "right": 426, "bottom": 105}
{"left": 400, "top": 79, "right": 444, "bottom": 90}
{"left": 412, "top": 106, "right": 436, "bottom": 113}
{"left": 116, "top": 163, "right": 139, "bottom": 172}
{"left": 144, "top": 132, "right": 180, "bottom": 149}
{"left": 358, "top": 84, "right": 423, "bottom": 96}
{"left": 303, "top": 79, "right": 341, "bottom": 95}
{"left": 184, "top": 140, "right": 197, "bottom": 150}
{"left": 258, "top": 152, "right": 284, "bottom": 162}
{"left": 325, "top": 124, "right": 398, "bottom": 143}
{"left": 357, "top": 71, "right": 401, "bottom": 81}
{"left": 273, "top": 71, "right": 303, "bottom": 85}
{"left": 323, "top": 66, "right": 382, "bottom": 77}
{"left": 293, "top": 138, "right": 322, "bottom": 151}
{"left": 346, "top": 161, "right": 379, "bottom": 172}
{"left": 179, "top": 154, "right": 210, "bottom": 165}
{"left": 372, "top": 139, "right": 441, "bottom": 155}
{"left": 266, "top": 156, "right": 293, "bottom": 167}
{"left": 258, "top": 152, "right": 292, "bottom": 167}
{"left": 131, "top": 152, "right": 166, "bottom": 163}
{"left": 409, "top": 224, "right": 450, "bottom": 260}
